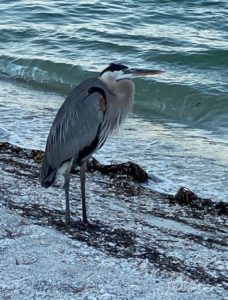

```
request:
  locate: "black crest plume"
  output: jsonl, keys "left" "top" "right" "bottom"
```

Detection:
{"left": 100, "top": 63, "right": 128, "bottom": 76}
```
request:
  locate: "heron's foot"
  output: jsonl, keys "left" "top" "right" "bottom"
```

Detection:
{"left": 65, "top": 214, "right": 71, "bottom": 226}
{"left": 81, "top": 219, "right": 100, "bottom": 229}
{"left": 82, "top": 218, "right": 90, "bottom": 226}
{"left": 82, "top": 216, "right": 88, "bottom": 224}
{"left": 65, "top": 217, "right": 92, "bottom": 227}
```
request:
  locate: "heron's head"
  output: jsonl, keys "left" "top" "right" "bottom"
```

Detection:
{"left": 99, "top": 63, "right": 163, "bottom": 85}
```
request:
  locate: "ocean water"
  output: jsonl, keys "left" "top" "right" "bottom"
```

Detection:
{"left": 0, "top": 0, "right": 227, "bottom": 201}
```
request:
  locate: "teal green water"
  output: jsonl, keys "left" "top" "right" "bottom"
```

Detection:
{"left": 0, "top": 0, "right": 228, "bottom": 129}
{"left": 0, "top": 1, "right": 227, "bottom": 201}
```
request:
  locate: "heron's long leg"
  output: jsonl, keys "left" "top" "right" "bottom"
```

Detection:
{"left": 64, "top": 172, "right": 71, "bottom": 224}
{"left": 80, "top": 160, "right": 88, "bottom": 223}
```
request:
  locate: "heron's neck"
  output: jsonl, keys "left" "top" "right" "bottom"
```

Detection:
{"left": 101, "top": 77, "right": 135, "bottom": 112}
{"left": 99, "top": 77, "right": 135, "bottom": 133}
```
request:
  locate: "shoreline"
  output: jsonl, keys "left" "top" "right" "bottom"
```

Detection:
{"left": 1, "top": 76, "right": 228, "bottom": 204}
{"left": 1, "top": 141, "right": 227, "bottom": 215}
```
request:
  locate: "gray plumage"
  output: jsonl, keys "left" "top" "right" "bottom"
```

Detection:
{"left": 40, "top": 79, "right": 112, "bottom": 186}
{"left": 40, "top": 63, "right": 162, "bottom": 224}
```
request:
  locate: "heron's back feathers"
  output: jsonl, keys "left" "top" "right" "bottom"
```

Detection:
{"left": 40, "top": 78, "right": 110, "bottom": 187}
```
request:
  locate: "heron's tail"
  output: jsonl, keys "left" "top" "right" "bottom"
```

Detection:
{"left": 40, "top": 156, "right": 57, "bottom": 188}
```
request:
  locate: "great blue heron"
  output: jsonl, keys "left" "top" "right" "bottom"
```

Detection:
{"left": 40, "top": 63, "right": 162, "bottom": 224}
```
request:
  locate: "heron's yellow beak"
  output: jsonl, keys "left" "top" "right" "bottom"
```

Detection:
{"left": 124, "top": 68, "right": 164, "bottom": 77}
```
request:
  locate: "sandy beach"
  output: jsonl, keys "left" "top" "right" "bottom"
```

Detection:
{"left": 0, "top": 142, "right": 227, "bottom": 299}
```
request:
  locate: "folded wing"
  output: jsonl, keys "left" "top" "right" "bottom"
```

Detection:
{"left": 40, "top": 78, "right": 108, "bottom": 187}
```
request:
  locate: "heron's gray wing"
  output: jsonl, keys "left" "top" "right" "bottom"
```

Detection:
{"left": 44, "top": 78, "right": 107, "bottom": 169}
